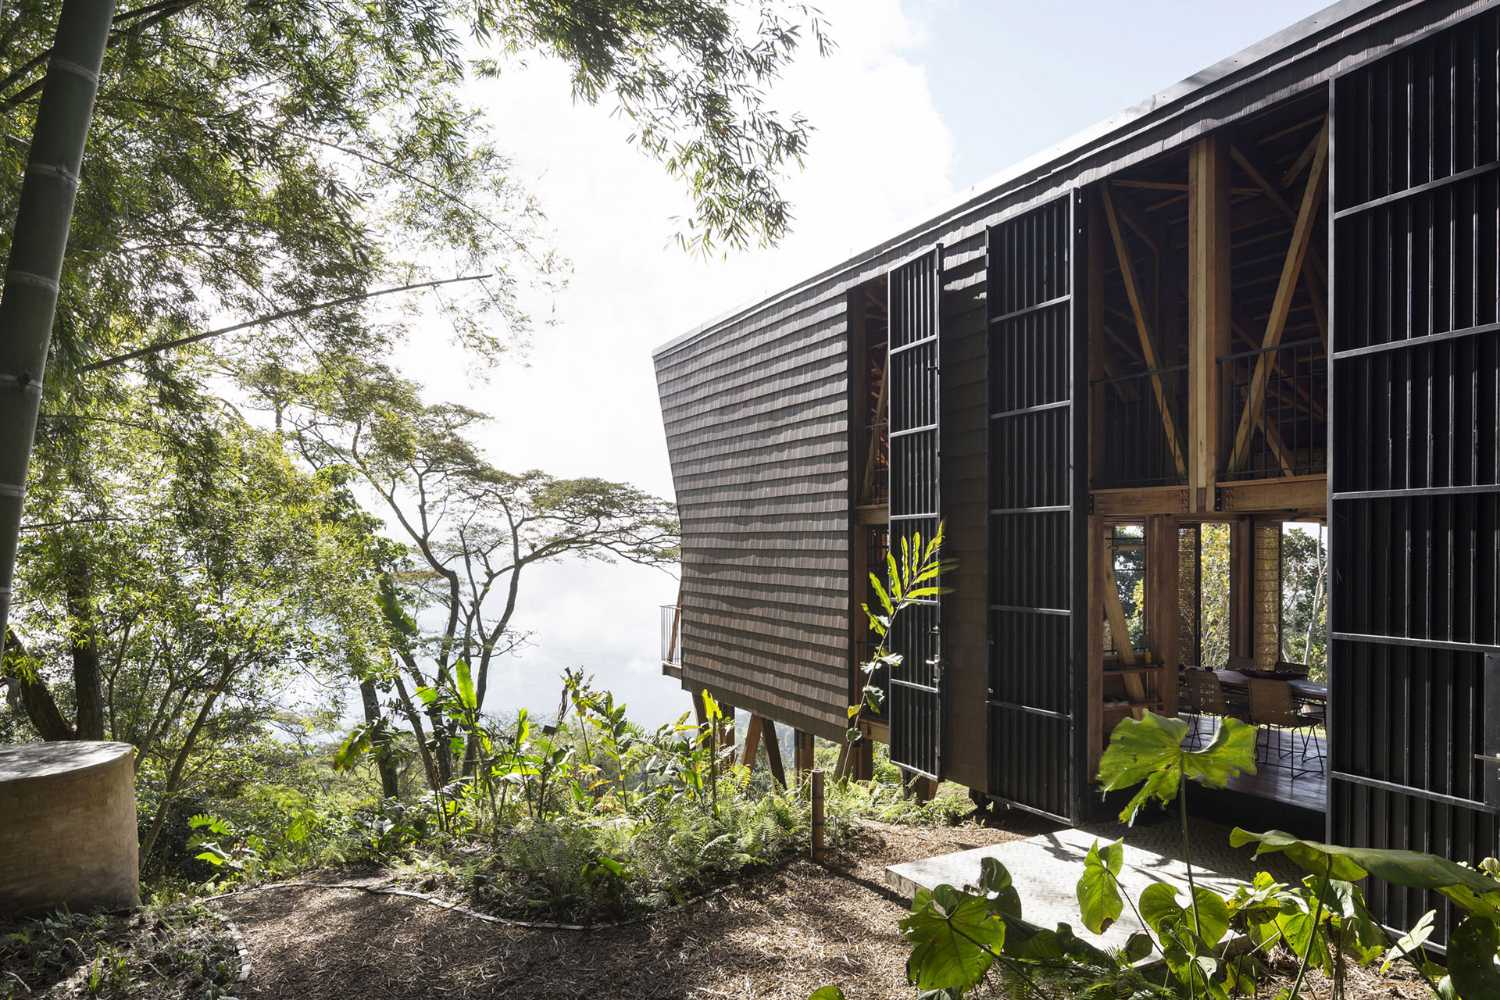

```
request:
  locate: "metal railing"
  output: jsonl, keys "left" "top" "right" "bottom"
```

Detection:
{"left": 1219, "top": 338, "right": 1327, "bottom": 481}
{"left": 1093, "top": 363, "right": 1189, "bottom": 488}
{"left": 660, "top": 603, "right": 682, "bottom": 669}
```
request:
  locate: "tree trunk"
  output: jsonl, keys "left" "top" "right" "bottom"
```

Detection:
{"left": 140, "top": 661, "right": 234, "bottom": 866}
{"left": 1, "top": 627, "right": 74, "bottom": 740}
{"left": 0, "top": 0, "right": 117, "bottom": 657}
{"left": 359, "top": 678, "right": 400, "bottom": 798}
{"left": 64, "top": 544, "right": 104, "bottom": 739}
{"left": 392, "top": 673, "right": 439, "bottom": 792}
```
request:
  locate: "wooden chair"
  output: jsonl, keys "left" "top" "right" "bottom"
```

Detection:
{"left": 1247, "top": 679, "right": 1322, "bottom": 778}
{"left": 1181, "top": 670, "right": 1231, "bottom": 749}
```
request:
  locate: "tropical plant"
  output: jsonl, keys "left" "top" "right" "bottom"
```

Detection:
{"left": 848, "top": 523, "right": 947, "bottom": 761}
{"left": 812, "top": 707, "right": 1500, "bottom": 999}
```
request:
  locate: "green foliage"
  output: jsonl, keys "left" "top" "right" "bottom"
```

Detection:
{"left": 848, "top": 524, "right": 948, "bottom": 772}
{"left": 1076, "top": 839, "right": 1124, "bottom": 934}
{"left": 1097, "top": 711, "right": 1258, "bottom": 824}
{"left": 0, "top": 901, "right": 239, "bottom": 1000}
{"left": 901, "top": 884, "right": 1007, "bottom": 991}
{"left": 849, "top": 707, "right": 1500, "bottom": 1000}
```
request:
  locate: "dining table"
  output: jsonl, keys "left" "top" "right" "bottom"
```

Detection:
{"left": 1212, "top": 668, "right": 1328, "bottom": 704}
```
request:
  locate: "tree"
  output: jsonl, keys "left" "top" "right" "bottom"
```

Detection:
{"left": 287, "top": 365, "right": 677, "bottom": 787}
{"left": 0, "top": 0, "right": 116, "bottom": 655}
{"left": 0, "top": 0, "right": 828, "bottom": 666}
{"left": 3, "top": 391, "right": 388, "bottom": 865}
{"left": 1279, "top": 523, "right": 1327, "bottom": 680}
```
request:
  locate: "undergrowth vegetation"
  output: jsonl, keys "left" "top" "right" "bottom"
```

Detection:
{"left": 142, "top": 673, "right": 885, "bottom": 925}
{"left": 0, "top": 901, "right": 238, "bottom": 1000}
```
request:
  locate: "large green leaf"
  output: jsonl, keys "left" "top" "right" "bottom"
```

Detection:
{"left": 454, "top": 658, "right": 478, "bottom": 712}
{"left": 1448, "top": 917, "right": 1500, "bottom": 999}
{"left": 901, "top": 885, "right": 1006, "bottom": 991}
{"left": 1189, "top": 886, "right": 1232, "bottom": 949}
{"left": 333, "top": 723, "right": 374, "bottom": 770}
{"left": 807, "top": 988, "right": 846, "bottom": 1000}
{"left": 1381, "top": 909, "right": 1436, "bottom": 974}
{"left": 1229, "top": 829, "right": 1500, "bottom": 919}
{"left": 1097, "top": 712, "right": 1257, "bottom": 824}
{"left": 1077, "top": 840, "right": 1124, "bottom": 934}
{"left": 1138, "top": 882, "right": 1186, "bottom": 940}
{"left": 978, "top": 856, "right": 1022, "bottom": 920}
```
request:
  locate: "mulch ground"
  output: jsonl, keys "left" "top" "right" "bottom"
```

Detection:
{"left": 213, "top": 817, "right": 1436, "bottom": 1000}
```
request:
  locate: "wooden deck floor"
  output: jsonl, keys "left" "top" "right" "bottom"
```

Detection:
{"left": 1186, "top": 716, "right": 1328, "bottom": 814}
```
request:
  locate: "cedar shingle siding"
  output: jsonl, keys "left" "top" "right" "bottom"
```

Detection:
{"left": 654, "top": 292, "right": 853, "bottom": 738}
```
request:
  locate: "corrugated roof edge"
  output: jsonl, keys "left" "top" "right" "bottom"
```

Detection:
{"left": 651, "top": 0, "right": 1383, "bottom": 362}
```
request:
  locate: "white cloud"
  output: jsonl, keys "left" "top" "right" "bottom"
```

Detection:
{"left": 392, "top": 0, "right": 954, "bottom": 728}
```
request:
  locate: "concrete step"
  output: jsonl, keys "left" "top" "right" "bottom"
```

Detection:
{"left": 884, "top": 826, "right": 1244, "bottom": 952}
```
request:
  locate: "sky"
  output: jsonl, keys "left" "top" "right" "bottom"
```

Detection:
{"left": 391, "top": 0, "right": 1332, "bottom": 730}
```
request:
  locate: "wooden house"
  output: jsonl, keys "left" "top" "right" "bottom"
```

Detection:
{"left": 654, "top": 0, "right": 1500, "bottom": 936}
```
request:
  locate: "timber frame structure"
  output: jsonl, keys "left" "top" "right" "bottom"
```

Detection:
{"left": 654, "top": 0, "right": 1500, "bottom": 939}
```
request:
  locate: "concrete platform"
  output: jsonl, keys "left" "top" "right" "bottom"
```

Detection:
{"left": 885, "top": 826, "right": 1244, "bottom": 951}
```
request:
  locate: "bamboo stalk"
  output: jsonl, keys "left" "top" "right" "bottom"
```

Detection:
{"left": 0, "top": 0, "right": 118, "bottom": 656}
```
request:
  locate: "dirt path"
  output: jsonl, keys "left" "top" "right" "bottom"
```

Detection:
{"left": 214, "top": 819, "right": 1050, "bottom": 1000}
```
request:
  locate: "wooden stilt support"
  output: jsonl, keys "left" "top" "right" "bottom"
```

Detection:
{"left": 762, "top": 718, "right": 787, "bottom": 788}
{"left": 833, "top": 739, "right": 851, "bottom": 781}
{"left": 741, "top": 714, "right": 763, "bottom": 768}
{"left": 793, "top": 730, "right": 815, "bottom": 777}
{"left": 811, "top": 769, "right": 826, "bottom": 861}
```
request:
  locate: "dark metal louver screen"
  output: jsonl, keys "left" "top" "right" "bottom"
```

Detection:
{"left": 985, "top": 194, "right": 1086, "bottom": 822}
{"left": 887, "top": 246, "right": 944, "bottom": 779}
{"left": 1329, "top": 10, "right": 1500, "bottom": 940}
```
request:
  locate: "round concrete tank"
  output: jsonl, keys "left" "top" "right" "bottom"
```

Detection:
{"left": 0, "top": 741, "right": 139, "bottom": 916}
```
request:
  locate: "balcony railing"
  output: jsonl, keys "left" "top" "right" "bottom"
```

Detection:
{"left": 1219, "top": 338, "right": 1327, "bottom": 481}
{"left": 660, "top": 603, "right": 681, "bottom": 675}
{"left": 1094, "top": 363, "right": 1190, "bottom": 488}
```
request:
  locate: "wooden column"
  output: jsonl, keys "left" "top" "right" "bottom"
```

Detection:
{"left": 761, "top": 718, "right": 788, "bottom": 787}
{"left": 741, "top": 714, "right": 763, "bottom": 767}
{"left": 1188, "top": 136, "right": 1231, "bottom": 513}
{"left": 1229, "top": 519, "right": 1254, "bottom": 662}
{"left": 1145, "top": 516, "right": 1180, "bottom": 717}
{"left": 793, "top": 730, "right": 815, "bottom": 776}
{"left": 1086, "top": 515, "right": 1105, "bottom": 777}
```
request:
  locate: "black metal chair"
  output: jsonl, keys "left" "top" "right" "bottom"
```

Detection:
{"left": 1248, "top": 679, "right": 1322, "bottom": 778}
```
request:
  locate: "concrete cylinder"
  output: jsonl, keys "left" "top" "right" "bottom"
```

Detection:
{"left": 0, "top": 741, "right": 140, "bottom": 916}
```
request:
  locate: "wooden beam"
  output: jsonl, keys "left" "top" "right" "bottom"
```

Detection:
{"left": 1227, "top": 124, "right": 1328, "bottom": 474}
{"left": 741, "top": 714, "right": 763, "bottom": 767}
{"left": 1091, "top": 485, "right": 1190, "bottom": 517}
{"left": 1101, "top": 184, "right": 1188, "bottom": 479}
{"left": 1188, "top": 136, "right": 1232, "bottom": 512}
{"left": 1280, "top": 124, "right": 1324, "bottom": 188}
{"left": 1230, "top": 137, "right": 1330, "bottom": 354}
{"left": 1230, "top": 319, "right": 1324, "bottom": 420}
{"left": 1216, "top": 474, "right": 1327, "bottom": 513}
{"left": 1261, "top": 415, "right": 1296, "bottom": 476}
{"left": 1086, "top": 516, "right": 1105, "bottom": 777}
{"left": 762, "top": 717, "right": 787, "bottom": 787}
